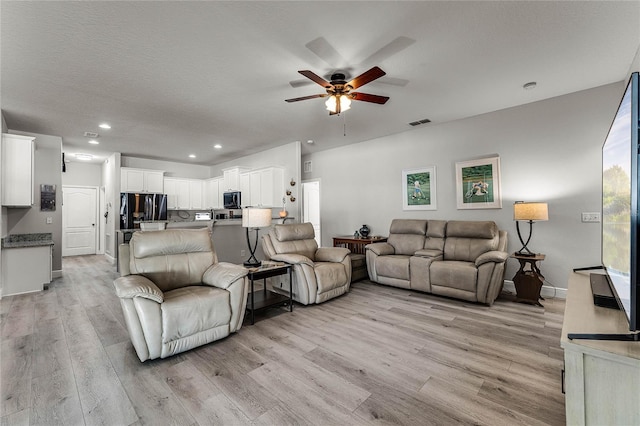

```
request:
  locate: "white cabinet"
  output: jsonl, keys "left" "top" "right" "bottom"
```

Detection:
{"left": 2, "top": 245, "right": 52, "bottom": 296}
{"left": 163, "top": 177, "right": 204, "bottom": 210}
{"left": 248, "top": 167, "right": 284, "bottom": 207}
{"left": 204, "top": 177, "right": 222, "bottom": 209}
{"left": 121, "top": 168, "right": 164, "bottom": 193}
{"left": 240, "top": 173, "right": 251, "bottom": 206}
{"left": 222, "top": 167, "right": 250, "bottom": 192}
{"left": 2, "top": 133, "right": 35, "bottom": 207}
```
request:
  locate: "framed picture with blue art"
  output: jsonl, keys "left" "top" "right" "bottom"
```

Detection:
{"left": 455, "top": 156, "right": 502, "bottom": 209}
{"left": 402, "top": 166, "right": 437, "bottom": 210}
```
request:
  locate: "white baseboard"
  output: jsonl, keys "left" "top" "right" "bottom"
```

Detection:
{"left": 503, "top": 279, "right": 567, "bottom": 299}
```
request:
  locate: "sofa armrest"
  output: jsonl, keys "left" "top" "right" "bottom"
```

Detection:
{"left": 113, "top": 275, "right": 164, "bottom": 303}
{"left": 202, "top": 262, "right": 249, "bottom": 290}
{"left": 365, "top": 242, "right": 395, "bottom": 256}
{"left": 316, "top": 247, "right": 350, "bottom": 263}
{"left": 270, "top": 253, "right": 314, "bottom": 267}
{"left": 475, "top": 250, "right": 509, "bottom": 267}
{"left": 413, "top": 249, "right": 443, "bottom": 259}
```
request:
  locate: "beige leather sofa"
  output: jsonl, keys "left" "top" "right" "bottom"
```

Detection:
{"left": 262, "top": 223, "right": 351, "bottom": 305}
{"left": 366, "top": 219, "right": 508, "bottom": 305}
{"left": 114, "top": 228, "right": 249, "bottom": 361}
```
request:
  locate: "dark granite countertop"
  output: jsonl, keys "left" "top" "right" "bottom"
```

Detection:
{"left": 1, "top": 233, "right": 54, "bottom": 248}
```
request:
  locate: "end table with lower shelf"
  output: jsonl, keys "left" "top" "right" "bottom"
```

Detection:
{"left": 246, "top": 264, "right": 293, "bottom": 325}
{"left": 333, "top": 236, "right": 388, "bottom": 282}
{"left": 510, "top": 253, "right": 546, "bottom": 306}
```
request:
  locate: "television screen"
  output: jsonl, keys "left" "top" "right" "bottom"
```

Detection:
{"left": 602, "top": 72, "right": 639, "bottom": 331}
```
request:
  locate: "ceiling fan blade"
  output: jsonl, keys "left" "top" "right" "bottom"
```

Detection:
{"left": 347, "top": 66, "right": 386, "bottom": 90}
{"left": 298, "top": 70, "right": 332, "bottom": 88}
{"left": 358, "top": 36, "right": 416, "bottom": 67}
{"left": 285, "top": 94, "right": 325, "bottom": 103}
{"left": 351, "top": 92, "right": 390, "bottom": 104}
{"left": 305, "top": 37, "right": 346, "bottom": 67}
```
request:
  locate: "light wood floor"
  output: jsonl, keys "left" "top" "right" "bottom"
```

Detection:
{"left": 1, "top": 255, "right": 566, "bottom": 425}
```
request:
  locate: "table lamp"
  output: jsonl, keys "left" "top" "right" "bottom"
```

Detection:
{"left": 513, "top": 201, "right": 548, "bottom": 256}
{"left": 242, "top": 207, "right": 273, "bottom": 267}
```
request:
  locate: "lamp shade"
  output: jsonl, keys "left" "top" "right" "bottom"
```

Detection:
{"left": 242, "top": 208, "right": 272, "bottom": 228}
{"left": 514, "top": 202, "right": 549, "bottom": 221}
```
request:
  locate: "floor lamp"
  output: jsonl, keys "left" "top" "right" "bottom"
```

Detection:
{"left": 242, "top": 207, "right": 273, "bottom": 267}
{"left": 513, "top": 201, "right": 549, "bottom": 256}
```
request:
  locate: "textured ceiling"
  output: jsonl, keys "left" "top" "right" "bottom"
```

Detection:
{"left": 2, "top": 1, "right": 639, "bottom": 165}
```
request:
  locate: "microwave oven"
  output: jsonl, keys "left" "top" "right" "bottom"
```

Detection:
{"left": 223, "top": 191, "right": 241, "bottom": 209}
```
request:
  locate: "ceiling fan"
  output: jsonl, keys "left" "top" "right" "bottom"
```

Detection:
{"left": 285, "top": 66, "right": 390, "bottom": 115}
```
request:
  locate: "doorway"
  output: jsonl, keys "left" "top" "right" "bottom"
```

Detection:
{"left": 302, "top": 180, "right": 321, "bottom": 246}
{"left": 62, "top": 186, "right": 98, "bottom": 256}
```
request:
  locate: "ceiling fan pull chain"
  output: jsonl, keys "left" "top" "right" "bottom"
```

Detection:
{"left": 343, "top": 112, "right": 347, "bottom": 136}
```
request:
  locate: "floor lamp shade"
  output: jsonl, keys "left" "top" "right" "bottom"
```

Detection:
{"left": 242, "top": 208, "right": 272, "bottom": 266}
{"left": 514, "top": 202, "right": 548, "bottom": 256}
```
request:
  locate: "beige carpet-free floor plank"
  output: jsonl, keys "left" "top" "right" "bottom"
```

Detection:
{"left": 1, "top": 255, "right": 566, "bottom": 425}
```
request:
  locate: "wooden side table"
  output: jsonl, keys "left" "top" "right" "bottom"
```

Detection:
{"left": 510, "top": 253, "right": 546, "bottom": 306}
{"left": 246, "top": 264, "right": 292, "bottom": 325}
{"left": 332, "top": 236, "right": 388, "bottom": 254}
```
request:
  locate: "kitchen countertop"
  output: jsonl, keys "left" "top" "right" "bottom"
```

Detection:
{"left": 117, "top": 217, "right": 294, "bottom": 232}
{"left": 1, "top": 233, "right": 54, "bottom": 248}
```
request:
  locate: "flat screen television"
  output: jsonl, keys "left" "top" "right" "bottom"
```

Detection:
{"left": 601, "top": 71, "right": 640, "bottom": 333}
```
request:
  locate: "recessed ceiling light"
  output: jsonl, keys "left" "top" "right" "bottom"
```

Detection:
{"left": 75, "top": 153, "right": 93, "bottom": 161}
{"left": 188, "top": 154, "right": 196, "bottom": 158}
{"left": 307, "top": 140, "right": 314, "bottom": 144}
{"left": 213, "top": 144, "right": 222, "bottom": 149}
{"left": 88, "top": 140, "right": 99, "bottom": 145}
{"left": 99, "top": 123, "right": 111, "bottom": 129}
{"left": 523, "top": 82, "right": 537, "bottom": 90}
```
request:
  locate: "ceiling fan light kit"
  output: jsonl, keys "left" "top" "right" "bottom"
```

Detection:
{"left": 286, "top": 66, "right": 389, "bottom": 115}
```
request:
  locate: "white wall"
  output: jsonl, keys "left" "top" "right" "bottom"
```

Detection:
{"left": 62, "top": 161, "right": 102, "bottom": 186}
{"left": 121, "top": 156, "right": 211, "bottom": 179}
{"left": 304, "top": 82, "right": 625, "bottom": 291}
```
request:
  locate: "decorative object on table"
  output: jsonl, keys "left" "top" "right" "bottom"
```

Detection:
{"left": 353, "top": 230, "right": 360, "bottom": 238}
{"left": 455, "top": 156, "right": 502, "bottom": 209}
{"left": 241, "top": 207, "right": 273, "bottom": 267}
{"left": 279, "top": 197, "right": 288, "bottom": 218}
{"left": 402, "top": 166, "right": 437, "bottom": 210}
{"left": 40, "top": 184, "right": 56, "bottom": 211}
{"left": 359, "top": 224, "right": 370, "bottom": 238}
{"left": 513, "top": 201, "right": 548, "bottom": 256}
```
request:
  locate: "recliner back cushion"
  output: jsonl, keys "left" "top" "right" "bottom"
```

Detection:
{"left": 443, "top": 221, "right": 499, "bottom": 262}
{"left": 270, "top": 223, "right": 318, "bottom": 261}
{"left": 424, "top": 220, "right": 447, "bottom": 251}
{"left": 387, "top": 219, "right": 427, "bottom": 255}
{"left": 129, "top": 228, "right": 216, "bottom": 292}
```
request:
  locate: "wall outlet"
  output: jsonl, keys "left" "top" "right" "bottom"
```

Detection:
{"left": 240, "top": 249, "right": 246, "bottom": 257}
{"left": 46, "top": 217, "right": 53, "bottom": 224}
{"left": 581, "top": 212, "right": 601, "bottom": 223}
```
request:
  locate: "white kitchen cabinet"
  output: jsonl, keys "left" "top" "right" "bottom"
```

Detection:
{"left": 175, "top": 179, "right": 190, "bottom": 209}
{"left": 222, "top": 167, "right": 250, "bottom": 192}
{"left": 2, "top": 133, "right": 35, "bottom": 207}
{"left": 240, "top": 172, "right": 251, "bottom": 206}
{"left": 248, "top": 167, "right": 284, "bottom": 207}
{"left": 121, "top": 168, "right": 164, "bottom": 193}
{"left": 2, "top": 245, "right": 52, "bottom": 296}
{"left": 189, "top": 179, "right": 203, "bottom": 209}
{"left": 164, "top": 178, "right": 178, "bottom": 209}
{"left": 204, "top": 177, "right": 222, "bottom": 209}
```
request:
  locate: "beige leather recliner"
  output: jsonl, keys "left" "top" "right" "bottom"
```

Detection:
{"left": 261, "top": 223, "right": 351, "bottom": 305}
{"left": 113, "top": 228, "right": 249, "bottom": 362}
{"left": 366, "top": 219, "right": 508, "bottom": 305}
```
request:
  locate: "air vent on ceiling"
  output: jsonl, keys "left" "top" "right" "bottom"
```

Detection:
{"left": 83, "top": 131, "right": 99, "bottom": 138}
{"left": 303, "top": 161, "right": 312, "bottom": 173}
{"left": 408, "top": 118, "right": 431, "bottom": 127}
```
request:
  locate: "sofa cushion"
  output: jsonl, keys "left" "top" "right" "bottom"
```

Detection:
{"left": 269, "top": 224, "right": 318, "bottom": 261}
{"left": 430, "top": 260, "right": 478, "bottom": 292}
{"left": 443, "top": 221, "right": 499, "bottom": 262}
{"left": 161, "top": 286, "right": 231, "bottom": 344}
{"left": 389, "top": 219, "right": 428, "bottom": 235}
{"left": 376, "top": 255, "right": 411, "bottom": 281}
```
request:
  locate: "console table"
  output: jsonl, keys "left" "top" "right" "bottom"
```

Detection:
{"left": 510, "top": 253, "right": 545, "bottom": 306}
{"left": 246, "top": 264, "right": 292, "bottom": 325}
{"left": 561, "top": 272, "right": 640, "bottom": 425}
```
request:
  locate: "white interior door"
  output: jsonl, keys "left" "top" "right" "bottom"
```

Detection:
{"left": 63, "top": 186, "right": 98, "bottom": 256}
{"left": 302, "top": 180, "right": 321, "bottom": 246}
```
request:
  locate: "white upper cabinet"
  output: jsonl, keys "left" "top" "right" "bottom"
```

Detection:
{"left": 189, "top": 179, "right": 203, "bottom": 210}
{"left": 121, "top": 168, "right": 164, "bottom": 193}
{"left": 204, "top": 177, "right": 222, "bottom": 209}
{"left": 222, "top": 167, "right": 250, "bottom": 192}
{"left": 240, "top": 172, "right": 251, "bottom": 207}
{"left": 164, "top": 177, "right": 205, "bottom": 210}
{"left": 2, "top": 133, "right": 35, "bottom": 207}
{"left": 248, "top": 167, "right": 284, "bottom": 207}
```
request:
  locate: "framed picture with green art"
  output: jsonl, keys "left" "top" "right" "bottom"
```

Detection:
{"left": 402, "top": 166, "right": 437, "bottom": 210}
{"left": 455, "top": 156, "right": 502, "bottom": 209}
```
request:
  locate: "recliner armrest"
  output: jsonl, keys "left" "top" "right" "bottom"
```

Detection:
{"left": 315, "top": 247, "right": 350, "bottom": 263}
{"left": 271, "top": 253, "right": 314, "bottom": 266}
{"left": 475, "top": 250, "right": 509, "bottom": 267}
{"left": 413, "top": 249, "right": 443, "bottom": 259}
{"left": 202, "top": 262, "right": 249, "bottom": 289}
{"left": 365, "top": 242, "right": 395, "bottom": 256}
{"left": 114, "top": 275, "right": 164, "bottom": 303}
